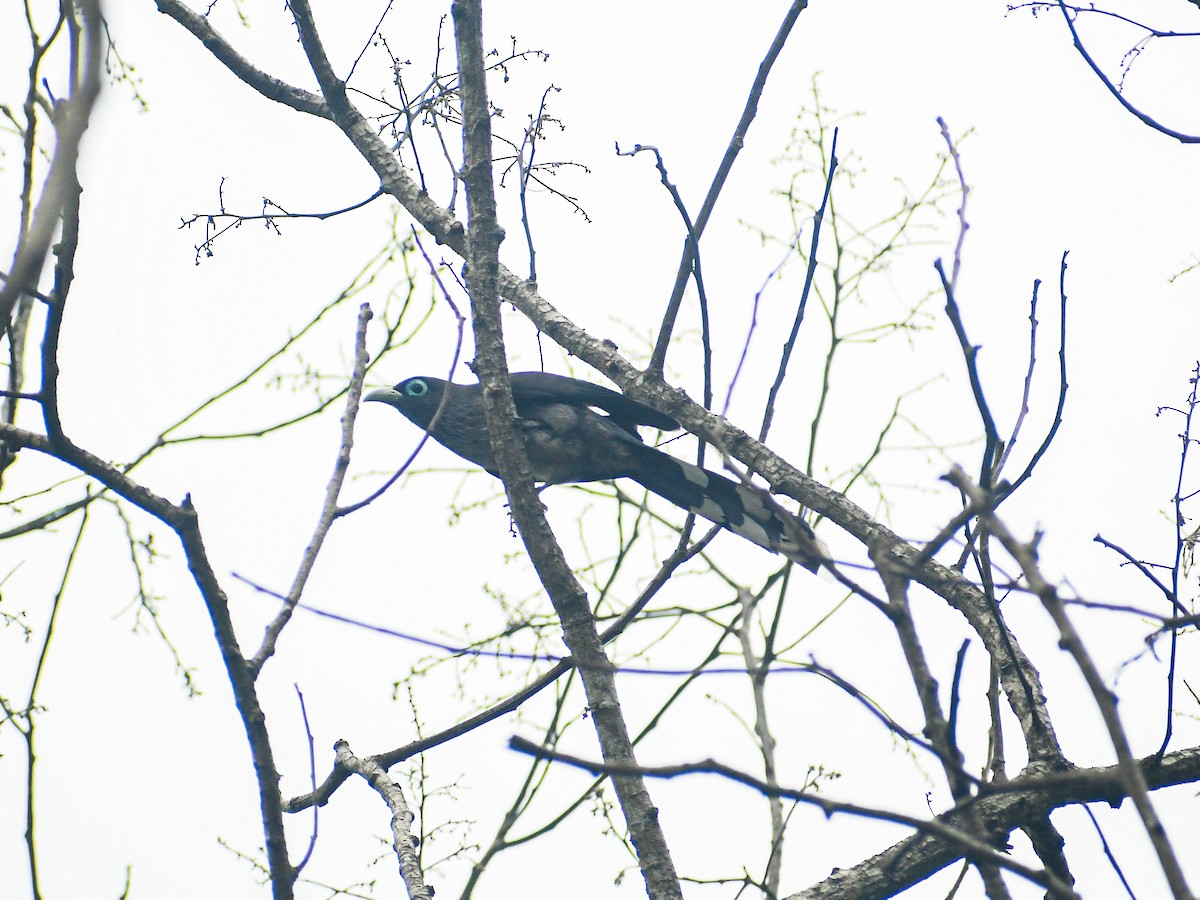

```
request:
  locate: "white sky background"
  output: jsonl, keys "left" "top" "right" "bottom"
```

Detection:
{"left": 2, "top": 1, "right": 1199, "bottom": 898}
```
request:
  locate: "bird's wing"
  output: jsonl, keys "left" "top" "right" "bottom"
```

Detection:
{"left": 508, "top": 372, "right": 679, "bottom": 435}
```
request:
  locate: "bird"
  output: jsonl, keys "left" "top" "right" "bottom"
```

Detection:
{"left": 364, "top": 372, "right": 825, "bottom": 572}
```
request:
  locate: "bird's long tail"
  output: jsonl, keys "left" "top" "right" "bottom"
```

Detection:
{"left": 629, "top": 447, "right": 826, "bottom": 573}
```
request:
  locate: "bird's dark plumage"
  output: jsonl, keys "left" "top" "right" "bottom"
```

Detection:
{"left": 365, "top": 372, "right": 825, "bottom": 572}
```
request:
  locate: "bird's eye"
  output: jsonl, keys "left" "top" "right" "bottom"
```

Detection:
{"left": 404, "top": 379, "right": 429, "bottom": 397}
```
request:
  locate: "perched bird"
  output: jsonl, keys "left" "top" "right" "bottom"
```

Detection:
{"left": 365, "top": 372, "right": 825, "bottom": 572}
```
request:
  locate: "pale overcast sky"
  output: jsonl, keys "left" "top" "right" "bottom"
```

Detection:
{"left": 2, "top": 2, "right": 1198, "bottom": 898}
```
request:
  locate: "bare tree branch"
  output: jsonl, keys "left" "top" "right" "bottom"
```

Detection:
{"left": 248, "top": 303, "right": 373, "bottom": 675}
{"left": 948, "top": 466, "right": 1195, "bottom": 899}
{"left": 650, "top": 0, "right": 811, "bottom": 374}
{"left": 333, "top": 740, "right": 431, "bottom": 900}
{"left": 507, "top": 736, "right": 1149, "bottom": 900}
{"left": 153, "top": 0, "right": 333, "bottom": 119}
{"left": 1052, "top": 0, "right": 1200, "bottom": 143}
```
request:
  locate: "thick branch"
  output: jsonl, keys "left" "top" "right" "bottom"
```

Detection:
{"left": 795, "top": 747, "right": 1200, "bottom": 900}
{"left": 154, "top": 0, "right": 332, "bottom": 119}
{"left": 333, "top": 741, "right": 430, "bottom": 900}
{"left": 448, "top": 2, "right": 680, "bottom": 896}
{"left": 0, "top": 0, "right": 101, "bottom": 330}
{"left": 509, "top": 737, "right": 1200, "bottom": 900}
{"left": 0, "top": 424, "right": 294, "bottom": 898}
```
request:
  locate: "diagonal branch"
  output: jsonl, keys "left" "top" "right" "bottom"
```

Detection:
{"left": 1, "top": 421, "right": 294, "bottom": 898}
{"left": 154, "top": 0, "right": 332, "bottom": 119}
{"left": 333, "top": 740, "right": 430, "bottom": 899}
{"left": 649, "top": 0, "right": 810, "bottom": 373}
{"left": 795, "top": 745, "right": 1200, "bottom": 900}
{"left": 248, "top": 303, "right": 373, "bottom": 675}
{"left": 948, "top": 466, "right": 1194, "bottom": 899}
{"left": 445, "top": 2, "right": 681, "bottom": 896}
{"left": 1053, "top": 0, "right": 1200, "bottom": 144}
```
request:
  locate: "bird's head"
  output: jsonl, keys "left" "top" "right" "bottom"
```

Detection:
{"left": 363, "top": 376, "right": 448, "bottom": 429}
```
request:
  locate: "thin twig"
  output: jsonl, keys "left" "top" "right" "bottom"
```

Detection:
{"left": 649, "top": 0, "right": 810, "bottom": 374}
{"left": 1093, "top": 533, "right": 1185, "bottom": 615}
{"left": 1053, "top": 0, "right": 1200, "bottom": 144}
{"left": 938, "top": 116, "right": 969, "bottom": 294}
{"left": 335, "top": 230, "right": 466, "bottom": 518}
{"left": 618, "top": 143, "right": 712, "bottom": 409}
{"left": 759, "top": 128, "right": 838, "bottom": 443}
{"left": 935, "top": 257, "right": 1002, "bottom": 482}
{"left": 153, "top": 0, "right": 333, "bottom": 119}
{"left": 248, "top": 303, "right": 373, "bottom": 675}
{"left": 997, "top": 279, "right": 1042, "bottom": 475}
{"left": 1005, "top": 252, "right": 1070, "bottom": 496}
{"left": 292, "top": 687, "right": 320, "bottom": 875}
{"left": 283, "top": 533, "right": 711, "bottom": 815}
{"left": 1156, "top": 362, "right": 1199, "bottom": 760}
